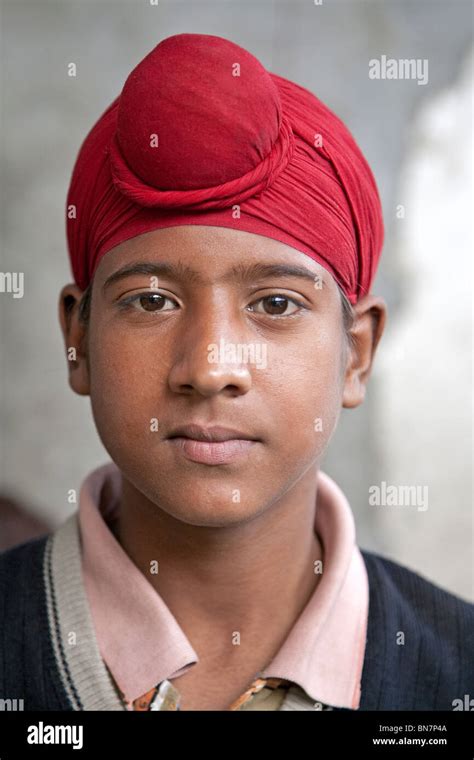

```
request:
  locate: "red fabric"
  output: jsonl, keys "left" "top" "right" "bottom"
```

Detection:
{"left": 66, "top": 33, "right": 384, "bottom": 303}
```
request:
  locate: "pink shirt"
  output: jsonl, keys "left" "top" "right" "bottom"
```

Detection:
{"left": 79, "top": 461, "right": 369, "bottom": 709}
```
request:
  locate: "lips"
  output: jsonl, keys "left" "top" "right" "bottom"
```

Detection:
{"left": 167, "top": 424, "right": 258, "bottom": 443}
{"left": 167, "top": 424, "right": 260, "bottom": 465}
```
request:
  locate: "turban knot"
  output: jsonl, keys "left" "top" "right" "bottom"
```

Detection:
{"left": 109, "top": 115, "right": 295, "bottom": 211}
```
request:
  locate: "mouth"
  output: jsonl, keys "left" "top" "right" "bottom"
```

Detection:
{"left": 166, "top": 424, "right": 260, "bottom": 466}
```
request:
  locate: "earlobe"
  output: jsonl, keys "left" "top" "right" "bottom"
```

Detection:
{"left": 58, "top": 284, "right": 91, "bottom": 397}
{"left": 342, "top": 295, "right": 387, "bottom": 409}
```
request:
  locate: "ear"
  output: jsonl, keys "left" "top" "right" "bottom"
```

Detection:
{"left": 58, "top": 284, "right": 91, "bottom": 396}
{"left": 342, "top": 294, "right": 387, "bottom": 408}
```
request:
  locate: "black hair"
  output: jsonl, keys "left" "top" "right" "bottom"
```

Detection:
{"left": 78, "top": 281, "right": 93, "bottom": 325}
{"left": 339, "top": 286, "right": 356, "bottom": 349}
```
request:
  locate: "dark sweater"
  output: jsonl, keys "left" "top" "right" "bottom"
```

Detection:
{"left": 0, "top": 529, "right": 473, "bottom": 711}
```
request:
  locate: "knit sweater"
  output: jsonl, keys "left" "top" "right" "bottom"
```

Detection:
{"left": 1, "top": 515, "right": 473, "bottom": 711}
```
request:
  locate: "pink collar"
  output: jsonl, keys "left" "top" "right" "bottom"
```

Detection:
{"left": 80, "top": 462, "right": 368, "bottom": 708}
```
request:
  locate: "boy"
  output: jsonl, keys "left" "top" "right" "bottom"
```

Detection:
{"left": 0, "top": 33, "right": 472, "bottom": 711}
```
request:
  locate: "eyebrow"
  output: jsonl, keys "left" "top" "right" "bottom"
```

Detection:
{"left": 101, "top": 260, "right": 322, "bottom": 293}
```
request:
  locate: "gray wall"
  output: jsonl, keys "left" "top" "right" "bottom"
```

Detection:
{"left": 1, "top": 0, "right": 472, "bottom": 599}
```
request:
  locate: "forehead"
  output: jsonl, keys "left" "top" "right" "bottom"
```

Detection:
{"left": 94, "top": 225, "right": 336, "bottom": 293}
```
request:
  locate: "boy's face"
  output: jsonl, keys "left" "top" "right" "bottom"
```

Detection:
{"left": 60, "top": 225, "right": 384, "bottom": 527}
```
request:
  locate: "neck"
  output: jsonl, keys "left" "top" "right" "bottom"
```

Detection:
{"left": 113, "top": 466, "right": 324, "bottom": 662}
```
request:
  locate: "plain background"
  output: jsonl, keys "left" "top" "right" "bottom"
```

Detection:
{"left": 0, "top": 0, "right": 472, "bottom": 600}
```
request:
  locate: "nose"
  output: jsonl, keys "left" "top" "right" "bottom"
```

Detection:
{"left": 167, "top": 301, "right": 254, "bottom": 398}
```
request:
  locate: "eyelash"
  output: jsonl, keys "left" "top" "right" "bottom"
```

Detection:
{"left": 117, "top": 291, "right": 307, "bottom": 318}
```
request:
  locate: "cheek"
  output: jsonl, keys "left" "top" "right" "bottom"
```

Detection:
{"left": 88, "top": 329, "right": 161, "bottom": 447}
{"left": 262, "top": 328, "right": 345, "bottom": 462}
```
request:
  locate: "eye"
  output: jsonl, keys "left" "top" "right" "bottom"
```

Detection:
{"left": 117, "top": 291, "right": 178, "bottom": 313}
{"left": 247, "top": 294, "right": 305, "bottom": 317}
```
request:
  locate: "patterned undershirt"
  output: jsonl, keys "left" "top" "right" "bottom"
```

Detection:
{"left": 128, "top": 677, "right": 333, "bottom": 711}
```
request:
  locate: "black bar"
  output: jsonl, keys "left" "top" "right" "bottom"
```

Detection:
{"left": 0, "top": 709, "right": 472, "bottom": 757}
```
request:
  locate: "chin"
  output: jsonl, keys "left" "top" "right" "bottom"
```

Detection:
{"left": 156, "top": 489, "right": 265, "bottom": 529}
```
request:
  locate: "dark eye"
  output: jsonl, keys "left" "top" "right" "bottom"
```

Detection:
{"left": 247, "top": 294, "right": 304, "bottom": 317}
{"left": 119, "top": 292, "right": 177, "bottom": 312}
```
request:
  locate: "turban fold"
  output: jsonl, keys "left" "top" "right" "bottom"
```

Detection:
{"left": 66, "top": 33, "right": 384, "bottom": 304}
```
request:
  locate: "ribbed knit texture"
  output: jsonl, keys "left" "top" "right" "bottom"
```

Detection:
{"left": 0, "top": 534, "right": 473, "bottom": 711}
{"left": 0, "top": 536, "right": 72, "bottom": 710}
{"left": 359, "top": 551, "right": 474, "bottom": 709}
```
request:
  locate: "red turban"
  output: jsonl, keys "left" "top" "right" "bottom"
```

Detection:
{"left": 66, "top": 33, "right": 384, "bottom": 304}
